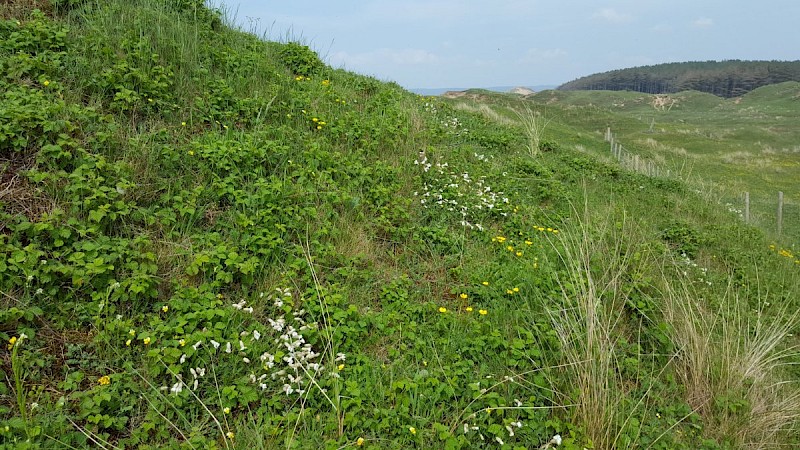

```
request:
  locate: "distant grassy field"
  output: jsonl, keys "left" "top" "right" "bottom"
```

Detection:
{"left": 446, "top": 84, "right": 800, "bottom": 244}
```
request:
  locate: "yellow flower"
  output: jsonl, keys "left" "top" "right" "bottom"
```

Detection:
{"left": 147, "top": 98, "right": 153, "bottom": 103}
{"left": 223, "top": 407, "right": 231, "bottom": 414}
{"left": 143, "top": 337, "right": 151, "bottom": 345}
{"left": 181, "top": 121, "right": 186, "bottom": 126}
{"left": 319, "top": 121, "right": 326, "bottom": 125}
{"left": 506, "top": 289, "right": 514, "bottom": 295}
{"left": 312, "top": 117, "right": 319, "bottom": 122}
{"left": 482, "top": 281, "right": 489, "bottom": 286}
{"left": 188, "top": 150, "right": 195, "bottom": 156}
{"left": 7, "top": 336, "right": 17, "bottom": 350}
{"left": 98, "top": 375, "right": 111, "bottom": 385}
{"left": 316, "top": 125, "right": 322, "bottom": 130}
{"left": 525, "top": 240, "right": 533, "bottom": 245}
{"left": 226, "top": 431, "right": 235, "bottom": 440}
{"left": 438, "top": 306, "right": 447, "bottom": 313}
{"left": 459, "top": 293, "right": 468, "bottom": 299}
{"left": 409, "top": 427, "right": 416, "bottom": 435}
{"left": 125, "top": 339, "right": 132, "bottom": 346}
{"left": 465, "top": 306, "right": 473, "bottom": 312}
{"left": 43, "top": 80, "right": 50, "bottom": 87}
{"left": 356, "top": 437, "right": 365, "bottom": 446}
{"left": 161, "top": 305, "right": 169, "bottom": 313}
{"left": 479, "top": 309, "right": 488, "bottom": 315}
{"left": 179, "top": 339, "right": 186, "bottom": 347}
{"left": 513, "top": 287, "right": 520, "bottom": 293}
{"left": 516, "top": 251, "right": 523, "bottom": 257}
{"left": 338, "top": 363, "right": 345, "bottom": 371}
{"left": 507, "top": 246, "right": 514, "bottom": 252}
{"left": 129, "top": 329, "right": 136, "bottom": 336}
{"left": 321, "top": 79, "right": 330, "bottom": 86}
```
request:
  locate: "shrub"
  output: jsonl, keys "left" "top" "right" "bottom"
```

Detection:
{"left": 278, "top": 42, "right": 323, "bottom": 76}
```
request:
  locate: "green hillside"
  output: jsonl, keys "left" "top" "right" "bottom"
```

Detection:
{"left": 558, "top": 60, "right": 800, "bottom": 98}
{"left": 2, "top": 2, "right": 800, "bottom": 449}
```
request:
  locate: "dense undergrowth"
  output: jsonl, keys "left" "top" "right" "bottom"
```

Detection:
{"left": 2, "top": 1, "right": 800, "bottom": 449}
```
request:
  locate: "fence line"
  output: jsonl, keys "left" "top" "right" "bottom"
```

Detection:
{"left": 604, "top": 128, "right": 792, "bottom": 237}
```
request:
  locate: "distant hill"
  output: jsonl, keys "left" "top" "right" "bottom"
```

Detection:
{"left": 411, "top": 85, "right": 556, "bottom": 96}
{"left": 558, "top": 60, "right": 800, "bottom": 98}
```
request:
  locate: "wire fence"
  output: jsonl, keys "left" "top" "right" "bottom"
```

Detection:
{"left": 604, "top": 128, "right": 796, "bottom": 240}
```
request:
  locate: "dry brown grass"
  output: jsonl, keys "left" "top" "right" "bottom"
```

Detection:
{"left": 660, "top": 272, "right": 800, "bottom": 448}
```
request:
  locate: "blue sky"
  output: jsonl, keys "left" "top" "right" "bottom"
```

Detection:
{"left": 216, "top": 1, "right": 800, "bottom": 90}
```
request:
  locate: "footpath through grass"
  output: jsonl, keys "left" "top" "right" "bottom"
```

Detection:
{"left": 2, "top": 2, "right": 800, "bottom": 449}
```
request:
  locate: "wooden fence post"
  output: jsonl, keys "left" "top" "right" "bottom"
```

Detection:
{"left": 744, "top": 192, "right": 750, "bottom": 223}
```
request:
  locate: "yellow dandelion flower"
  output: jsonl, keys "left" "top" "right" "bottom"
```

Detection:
{"left": 513, "top": 287, "right": 520, "bottom": 292}
{"left": 438, "top": 306, "right": 447, "bottom": 313}
{"left": 506, "top": 289, "right": 514, "bottom": 295}
{"left": 338, "top": 363, "right": 345, "bottom": 371}
{"left": 479, "top": 309, "right": 488, "bottom": 315}
{"left": 525, "top": 240, "right": 533, "bottom": 245}
{"left": 460, "top": 293, "right": 468, "bottom": 299}
{"left": 98, "top": 375, "right": 111, "bottom": 385}
{"left": 507, "top": 245, "right": 514, "bottom": 252}
{"left": 312, "top": 117, "right": 319, "bottom": 122}
{"left": 466, "top": 306, "right": 473, "bottom": 312}
{"left": 356, "top": 437, "right": 365, "bottom": 446}
{"left": 516, "top": 251, "right": 523, "bottom": 257}
{"left": 316, "top": 125, "right": 322, "bottom": 130}
{"left": 482, "top": 281, "right": 489, "bottom": 286}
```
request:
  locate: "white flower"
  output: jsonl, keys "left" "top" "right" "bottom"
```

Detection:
{"left": 495, "top": 436, "right": 504, "bottom": 445}
{"left": 225, "top": 342, "right": 232, "bottom": 353}
{"left": 551, "top": 434, "right": 562, "bottom": 446}
{"left": 170, "top": 381, "right": 183, "bottom": 394}
{"left": 252, "top": 330, "right": 261, "bottom": 341}
{"left": 210, "top": 340, "right": 220, "bottom": 349}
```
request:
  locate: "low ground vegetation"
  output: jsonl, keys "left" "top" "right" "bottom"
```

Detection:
{"left": 1, "top": 2, "right": 800, "bottom": 448}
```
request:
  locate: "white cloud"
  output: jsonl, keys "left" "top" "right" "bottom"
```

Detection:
{"left": 692, "top": 17, "right": 714, "bottom": 28}
{"left": 593, "top": 8, "right": 634, "bottom": 24}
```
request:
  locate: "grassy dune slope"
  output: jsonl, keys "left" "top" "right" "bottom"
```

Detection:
{"left": 2, "top": 2, "right": 800, "bottom": 449}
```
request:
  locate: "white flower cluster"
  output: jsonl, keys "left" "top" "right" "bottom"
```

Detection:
{"left": 724, "top": 202, "right": 743, "bottom": 218}
{"left": 165, "top": 287, "right": 338, "bottom": 401}
{"left": 679, "top": 252, "right": 711, "bottom": 286}
{"left": 413, "top": 151, "right": 509, "bottom": 231}
{"left": 441, "top": 116, "right": 468, "bottom": 136}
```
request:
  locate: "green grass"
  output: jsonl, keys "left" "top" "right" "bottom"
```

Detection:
{"left": 2, "top": 2, "right": 800, "bottom": 449}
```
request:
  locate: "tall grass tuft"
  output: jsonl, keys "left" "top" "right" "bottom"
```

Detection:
{"left": 513, "top": 104, "right": 551, "bottom": 157}
{"left": 660, "top": 268, "right": 800, "bottom": 448}
{"left": 545, "top": 200, "right": 649, "bottom": 449}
